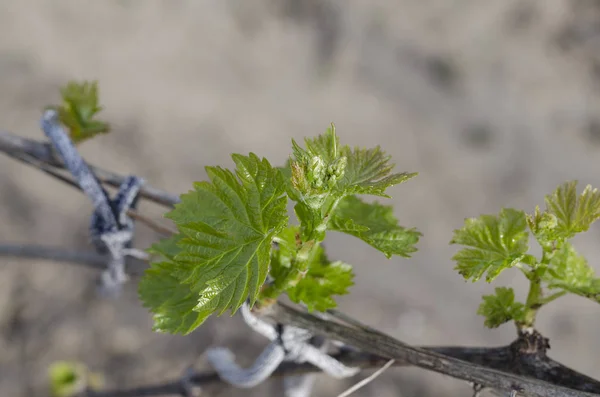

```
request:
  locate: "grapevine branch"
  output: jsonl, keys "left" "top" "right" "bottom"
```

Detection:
{"left": 5, "top": 243, "right": 599, "bottom": 393}
{"left": 1, "top": 146, "right": 175, "bottom": 237}
{"left": 268, "top": 303, "right": 600, "bottom": 397}
{"left": 1, "top": 131, "right": 600, "bottom": 396}
{"left": 0, "top": 130, "right": 180, "bottom": 207}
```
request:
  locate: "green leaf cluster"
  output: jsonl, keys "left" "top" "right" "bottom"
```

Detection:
{"left": 263, "top": 124, "right": 419, "bottom": 302}
{"left": 288, "top": 124, "right": 418, "bottom": 243}
{"left": 450, "top": 208, "right": 530, "bottom": 282}
{"left": 139, "top": 124, "right": 420, "bottom": 334}
{"left": 46, "top": 81, "right": 110, "bottom": 143}
{"left": 270, "top": 226, "right": 355, "bottom": 312}
{"left": 451, "top": 181, "right": 600, "bottom": 328}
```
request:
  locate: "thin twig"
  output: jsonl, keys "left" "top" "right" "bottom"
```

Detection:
{"left": 0, "top": 244, "right": 108, "bottom": 270}
{"left": 0, "top": 131, "right": 180, "bottom": 207}
{"left": 4, "top": 149, "right": 81, "bottom": 190}
{"left": 3, "top": 147, "right": 175, "bottom": 237}
{"left": 335, "top": 359, "right": 395, "bottom": 397}
{"left": 125, "top": 209, "right": 176, "bottom": 237}
{"left": 0, "top": 244, "right": 148, "bottom": 276}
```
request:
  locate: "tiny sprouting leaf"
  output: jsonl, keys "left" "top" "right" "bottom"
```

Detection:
{"left": 138, "top": 153, "right": 288, "bottom": 334}
{"left": 270, "top": 226, "right": 354, "bottom": 311}
{"left": 290, "top": 124, "right": 416, "bottom": 200}
{"left": 292, "top": 123, "right": 340, "bottom": 165}
{"left": 288, "top": 254, "right": 354, "bottom": 312}
{"left": 290, "top": 125, "right": 346, "bottom": 201}
{"left": 526, "top": 206, "right": 560, "bottom": 249}
{"left": 49, "top": 361, "right": 85, "bottom": 397}
{"left": 48, "top": 361, "right": 103, "bottom": 397}
{"left": 545, "top": 242, "right": 600, "bottom": 303}
{"left": 541, "top": 181, "right": 600, "bottom": 241}
{"left": 337, "top": 145, "right": 417, "bottom": 197}
{"left": 477, "top": 287, "right": 526, "bottom": 328}
{"left": 329, "top": 195, "right": 421, "bottom": 258}
{"left": 48, "top": 81, "right": 110, "bottom": 144}
{"left": 451, "top": 208, "right": 529, "bottom": 282}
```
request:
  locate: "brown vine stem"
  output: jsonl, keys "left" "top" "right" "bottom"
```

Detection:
{"left": 268, "top": 303, "right": 600, "bottom": 397}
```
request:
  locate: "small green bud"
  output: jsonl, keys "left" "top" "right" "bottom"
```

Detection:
{"left": 291, "top": 161, "right": 309, "bottom": 192}
{"left": 49, "top": 361, "right": 103, "bottom": 397}
{"left": 308, "top": 156, "right": 326, "bottom": 188}
{"left": 332, "top": 156, "right": 347, "bottom": 179}
{"left": 322, "top": 156, "right": 346, "bottom": 189}
{"left": 539, "top": 213, "right": 557, "bottom": 230}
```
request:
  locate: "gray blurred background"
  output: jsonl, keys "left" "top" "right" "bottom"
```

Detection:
{"left": 1, "top": 1, "right": 600, "bottom": 396}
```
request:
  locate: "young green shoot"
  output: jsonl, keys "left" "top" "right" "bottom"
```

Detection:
{"left": 46, "top": 80, "right": 110, "bottom": 144}
{"left": 451, "top": 181, "right": 600, "bottom": 330}
{"left": 138, "top": 125, "right": 420, "bottom": 335}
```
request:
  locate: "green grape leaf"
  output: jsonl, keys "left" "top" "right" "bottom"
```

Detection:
{"left": 329, "top": 195, "right": 421, "bottom": 258}
{"left": 477, "top": 287, "right": 526, "bottom": 328}
{"left": 138, "top": 153, "right": 288, "bottom": 334}
{"left": 140, "top": 237, "right": 209, "bottom": 334}
{"left": 270, "top": 226, "right": 354, "bottom": 311}
{"left": 47, "top": 81, "right": 110, "bottom": 144}
{"left": 545, "top": 242, "right": 600, "bottom": 303}
{"left": 337, "top": 145, "right": 417, "bottom": 197}
{"left": 451, "top": 208, "right": 529, "bottom": 282}
{"left": 540, "top": 181, "right": 600, "bottom": 241}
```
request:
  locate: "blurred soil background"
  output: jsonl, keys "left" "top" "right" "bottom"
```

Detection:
{"left": 1, "top": 1, "right": 600, "bottom": 396}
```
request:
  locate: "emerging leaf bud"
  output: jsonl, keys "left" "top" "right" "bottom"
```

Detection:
{"left": 323, "top": 156, "right": 347, "bottom": 189}
{"left": 331, "top": 156, "right": 347, "bottom": 179}
{"left": 291, "top": 161, "right": 309, "bottom": 192}
{"left": 308, "top": 156, "right": 326, "bottom": 188}
{"left": 538, "top": 213, "right": 557, "bottom": 230}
